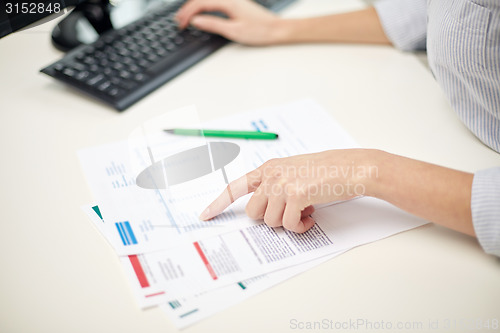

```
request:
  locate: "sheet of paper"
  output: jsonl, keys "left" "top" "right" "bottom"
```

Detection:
{"left": 82, "top": 204, "right": 347, "bottom": 299}
{"left": 83, "top": 198, "right": 428, "bottom": 327}
{"left": 83, "top": 196, "right": 428, "bottom": 300}
{"left": 78, "top": 99, "right": 360, "bottom": 255}
{"left": 83, "top": 204, "right": 345, "bottom": 329}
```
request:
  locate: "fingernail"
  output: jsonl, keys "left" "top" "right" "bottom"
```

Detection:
{"left": 199, "top": 207, "right": 211, "bottom": 220}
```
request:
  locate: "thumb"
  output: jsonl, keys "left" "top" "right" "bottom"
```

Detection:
{"left": 191, "top": 15, "right": 234, "bottom": 38}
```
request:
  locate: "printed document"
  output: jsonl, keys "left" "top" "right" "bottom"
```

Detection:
{"left": 79, "top": 100, "right": 429, "bottom": 328}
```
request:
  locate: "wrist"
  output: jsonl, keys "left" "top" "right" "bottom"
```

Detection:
{"left": 322, "top": 149, "right": 387, "bottom": 200}
{"left": 356, "top": 149, "right": 388, "bottom": 199}
{"left": 270, "top": 18, "right": 299, "bottom": 44}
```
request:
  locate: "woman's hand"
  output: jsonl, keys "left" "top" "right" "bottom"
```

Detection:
{"left": 199, "top": 148, "right": 475, "bottom": 237}
{"left": 199, "top": 149, "right": 379, "bottom": 233}
{"left": 177, "top": 1, "right": 391, "bottom": 46}
{"left": 176, "top": 0, "right": 284, "bottom": 45}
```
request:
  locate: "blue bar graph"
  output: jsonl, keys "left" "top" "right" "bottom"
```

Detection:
{"left": 115, "top": 221, "right": 138, "bottom": 246}
{"left": 124, "top": 222, "right": 137, "bottom": 244}
{"left": 115, "top": 223, "right": 127, "bottom": 245}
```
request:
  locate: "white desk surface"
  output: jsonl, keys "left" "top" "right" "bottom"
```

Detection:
{"left": 1, "top": 0, "right": 499, "bottom": 332}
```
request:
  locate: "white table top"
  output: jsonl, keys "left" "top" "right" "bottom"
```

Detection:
{"left": 1, "top": 0, "right": 499, "bottom": 332}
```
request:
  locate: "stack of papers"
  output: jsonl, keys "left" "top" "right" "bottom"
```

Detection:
{"left": 79, "top": 100, "right": 427, "bottom": 329}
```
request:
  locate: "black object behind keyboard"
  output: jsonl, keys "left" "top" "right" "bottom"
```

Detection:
{"left": 41, "top": 0, "right": 296, "bottom": 111}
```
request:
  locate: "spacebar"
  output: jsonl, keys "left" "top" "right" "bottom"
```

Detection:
{"left": 147, "top": 42, "right": 206, "bottom": 75}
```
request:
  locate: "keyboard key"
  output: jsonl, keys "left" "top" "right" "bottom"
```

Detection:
{"left": 83, "top": 56, "right": 97, "bottom": 65}
{"left": 110, "top": 77, "right": 122, "bottom": 85}
{"left": 75, "top": 52, "right": 86, "bottom": 61}
{"left": 130, "top": 51, "right": 143, "bottom": 59}
{"left": 75, "top": 71, "right": 90, "bottom": 81}
{"left": 88, "top": 64, "right": 100, "bottom": 72}
{"left": 108, "top": 53, "right": 120, "bottom": 62}
{"left": 94, "top": 40, "right": 105, "bottom": 49}
{"left": 103, "top": 67, "right": 114, "bottom": 76}
{"left": 114, "top": 41, "right": 125, "bottom": 49}
{"left": 112, "top": 62, "right": 125, "bottom": 70}
{"left": 141, "top": 46, "right": 153, "bottom": 54}
{"left": 107, "top": 87, "right": 124, "bottom": 97}
{"left": 146, "top": 54, "right": 159, "bottom": 62}
{"left": 137, "top": 59, "right": 150, "bottom": 68}
{"left": 156, "top": 49, "right": 167, "bottom": 57}
{"left": 87, "top": 74, "right": 105, "bottom": 86}
{"left": 97, "top": 81, "right": 112, "bottom": 91}
{"left": 119, "top": 71, "right": 132, "bottom": 79}
{"left": 117, "top": 48, "right": 131, "bottom": 57}
{"left": 62, "top": 68, "right": 76, "bottom": 77}
{"left": 102, "top": 34, "right": 115, "bottom": 44}
{"left": 84, "top": 46, "right": 95, "bottom": 54}
{"left": 53, "top": 63, "right": 64, "bottom": 72}
{"left": 129, "top": 65, "right": 140, "bottom": 73}
{"left": 118, "top": 80, "right": 137, "bottom": 90}
{"left": 122, "top": 57, "right": 134, "bottom": 65}
{"left": 133, "top": 73, "right": 148, "bottom": 82}
{"left": 127, "top": 43, "right": 140, "bottom": 51}
{"left": 144, "top": 33, "right": 156, "bottom": 41}
{"left": 99, "top": 58, "right": 110, "bottom": 67}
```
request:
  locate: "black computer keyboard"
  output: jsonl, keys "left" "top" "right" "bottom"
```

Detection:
{"left": 41, "top": 0, "right": 296, "bottom": 111}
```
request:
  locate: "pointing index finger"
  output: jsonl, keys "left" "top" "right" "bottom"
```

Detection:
{"left": 199, "top": 168, "right": 262, "bottom": 220}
